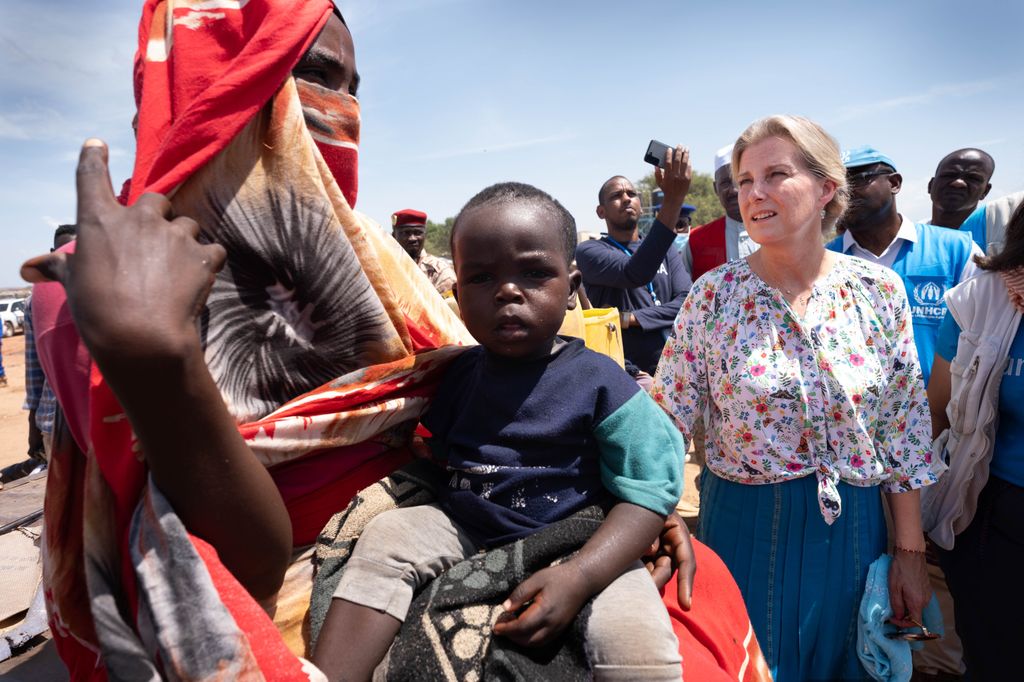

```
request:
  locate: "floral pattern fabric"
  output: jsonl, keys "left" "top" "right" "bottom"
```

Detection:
{"left": 652, "top": 255, "right": 940, "bottom": 524}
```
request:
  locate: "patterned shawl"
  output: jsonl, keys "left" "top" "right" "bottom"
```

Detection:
{"left": 41, "top": 1, "right": 472, "bottom": 679}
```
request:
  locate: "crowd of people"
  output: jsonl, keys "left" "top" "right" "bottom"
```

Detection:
{"left": 572, "top": 118, "right": 1020, "bottom": 681}
{"left": 6, "top": 1, "right": 1022, "bottom": 681}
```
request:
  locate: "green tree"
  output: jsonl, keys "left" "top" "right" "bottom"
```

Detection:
{"left": 424, "top": 217, "right": 455, "bottom": 258}
{"left": 635, "top": 170, "right": 722, "bottom": 227}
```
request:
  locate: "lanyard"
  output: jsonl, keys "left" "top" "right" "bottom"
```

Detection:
{"left": 604, "top": 236, "right": 662, "bottom": 306}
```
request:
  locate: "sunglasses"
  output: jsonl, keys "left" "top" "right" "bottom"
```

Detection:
{"left": 885, "top": 618, "right": 940, "bottom": 642}
{"left": 847, "top": 169, "right": 893, "bottom": 187}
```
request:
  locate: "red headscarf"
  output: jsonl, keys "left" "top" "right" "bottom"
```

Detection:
{"left": 128, "top": 0, "right": 339, "bottom": 203}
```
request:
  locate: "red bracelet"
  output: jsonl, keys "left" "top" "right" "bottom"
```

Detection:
{"left": 894, "top": 545, "right": 926, "bottom": 555}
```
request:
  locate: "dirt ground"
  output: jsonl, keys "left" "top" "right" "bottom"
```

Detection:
{"left": 0, "top": 334, "right": 30, "bottom": 471}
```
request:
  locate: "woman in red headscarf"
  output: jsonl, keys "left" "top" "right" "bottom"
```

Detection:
{"left": 26, "top": 3, "right": 469, "bottom": 678}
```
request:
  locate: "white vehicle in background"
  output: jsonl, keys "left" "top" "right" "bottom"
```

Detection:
{"left": 0, "top": 298, "right": 26, "bottom": 337}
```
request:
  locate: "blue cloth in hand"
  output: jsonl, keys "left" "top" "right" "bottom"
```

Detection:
{"left": 857, "top": 553, "right": 943, "bottom": 682}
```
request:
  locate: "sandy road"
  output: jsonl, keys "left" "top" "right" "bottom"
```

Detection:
{"left": 0, "top": 334, "right": 30, "bottom": 471}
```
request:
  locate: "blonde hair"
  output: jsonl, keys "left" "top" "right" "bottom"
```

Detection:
{"left": 731, "top": 115, "right": 848, "bottom": 232}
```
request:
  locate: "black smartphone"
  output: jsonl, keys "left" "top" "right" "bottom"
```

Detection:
{"left": 644, "top": 139, "right": 671, "bottom": 169}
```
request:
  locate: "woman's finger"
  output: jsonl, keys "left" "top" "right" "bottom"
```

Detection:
{"left": 75, "top": 139, "right": 116, "bottom": 227}
{"left": 136, "top": 192, "right": 174, "bottom": 219}
{"left": 201, "top": 242, "right": 227, "bottom": 273}
{"left": 889, "top": 581, "right": 905, "bottom": 621}
{"left": 649, "top": 555, "right": 673, "bottom": 592}
{"left": 20, "top": 252, "right": 71, "bottom": 285}
{"left": 171, "top": 215, "right": 202, "bottom": 240}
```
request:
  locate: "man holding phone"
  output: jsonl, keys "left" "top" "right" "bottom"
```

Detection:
{"left": 575, "top": 145, "right": 692, "bottom": 376}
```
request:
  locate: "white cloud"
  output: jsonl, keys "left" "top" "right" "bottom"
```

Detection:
{"left": 833, "top": 79, "right": 1001, "bottom": 123}
{"left": 0, "top": 1, "right": 137, "bottom": 141}
{"left": 0, "top": 114, "right": 30, "bottom": 140}
{"left": 0, "top": 104, "right": 71, "bottom": 142}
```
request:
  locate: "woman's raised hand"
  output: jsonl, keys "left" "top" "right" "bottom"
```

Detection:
{"left": 21, "top": 139, "right": 226, "bottom": 370}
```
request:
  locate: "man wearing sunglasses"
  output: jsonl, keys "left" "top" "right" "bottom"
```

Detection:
{"left": 826, "top": 146, "right": 982, "bottom": 386}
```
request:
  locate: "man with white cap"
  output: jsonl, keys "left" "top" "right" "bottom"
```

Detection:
{"left": 684, "top": 143, "right": 758, "bottom": 282}
{"left": 826, "top": 145, "right": 982, "bottom": 386}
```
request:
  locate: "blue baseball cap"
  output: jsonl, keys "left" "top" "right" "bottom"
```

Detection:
{"left": 681, "top": 204, "right": 697, "bottom": 214}
{"left": 841, "top": 145, "right": 897, "bottom": 172}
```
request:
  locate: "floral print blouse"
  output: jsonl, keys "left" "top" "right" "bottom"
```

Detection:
{"left": 652, "top": 255, "right": 940, "bottom": 524}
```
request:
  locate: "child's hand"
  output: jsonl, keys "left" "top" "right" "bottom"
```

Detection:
{"left": 493, "top": 563, "right": 592, "bottom": 647}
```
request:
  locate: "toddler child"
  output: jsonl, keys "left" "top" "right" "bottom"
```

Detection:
{"left": 313, "top": 182, "right": 686, "bottom": 681}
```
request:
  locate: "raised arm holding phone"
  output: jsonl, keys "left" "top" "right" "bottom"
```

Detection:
{"left": 574, "top": 145, "right": 693, "bottom": 375}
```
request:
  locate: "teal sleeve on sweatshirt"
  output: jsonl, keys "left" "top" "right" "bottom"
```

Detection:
{"left": 594, "top": 389, "right": 685, "bottom": 516}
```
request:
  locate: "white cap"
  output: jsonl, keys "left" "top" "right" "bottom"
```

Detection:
{"left": 714, "top": 143, "right": 734, "bottom": 173}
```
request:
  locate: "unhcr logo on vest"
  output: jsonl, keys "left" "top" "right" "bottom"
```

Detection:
{"left": 909, "top": 278, "right": 947, "bottom": 322}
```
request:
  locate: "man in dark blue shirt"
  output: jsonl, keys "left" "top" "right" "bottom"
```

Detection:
{"left": 576, "top": 147, "right": 693, "bottom": 375}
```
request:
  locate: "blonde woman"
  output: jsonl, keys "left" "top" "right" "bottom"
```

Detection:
{"left": 652, "top": 115, "right": 938, "bottom": 680}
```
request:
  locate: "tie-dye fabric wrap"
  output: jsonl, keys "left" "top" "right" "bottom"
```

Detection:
{"left": 40, "top": 1, "right": 473, "bottom": 680}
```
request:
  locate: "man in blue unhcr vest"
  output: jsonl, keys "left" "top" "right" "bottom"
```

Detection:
{"left": 826, "top": 146, "right": 983, "bottom": 386}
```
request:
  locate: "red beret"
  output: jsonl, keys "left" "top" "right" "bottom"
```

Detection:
{"left": 392, "top": 208, "right": 427, "bottom": 227}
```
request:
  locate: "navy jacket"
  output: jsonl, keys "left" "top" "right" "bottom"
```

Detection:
{"left": 575, "top": 220, "right": 692, "bottom": 373}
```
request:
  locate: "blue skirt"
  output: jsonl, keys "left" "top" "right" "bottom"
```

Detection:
{"left": 698, "top": 471, "right": 886, "bottom": 682}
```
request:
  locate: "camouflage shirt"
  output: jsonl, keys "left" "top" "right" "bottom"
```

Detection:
{"left": 418, "top": 251, "right": 456, "bottom": 295}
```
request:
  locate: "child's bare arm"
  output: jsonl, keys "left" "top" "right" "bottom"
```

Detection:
{"left": 493, "top": 502, "right": 663, "bottom": 647}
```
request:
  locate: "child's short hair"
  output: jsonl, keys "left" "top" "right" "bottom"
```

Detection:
{"left": 450, "top": 182, "right": 577, "bottom": 266}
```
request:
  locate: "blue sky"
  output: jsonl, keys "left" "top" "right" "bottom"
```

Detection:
{"left": 1, "top": 0, "right": 1022, "bottom": 286}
